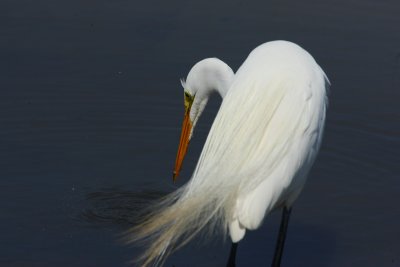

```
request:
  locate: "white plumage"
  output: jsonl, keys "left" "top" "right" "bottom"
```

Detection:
{"left": 128, "top": 40, "right": 329, "bottom": 267}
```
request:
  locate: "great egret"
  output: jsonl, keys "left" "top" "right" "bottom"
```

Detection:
{"left": 128, "top": 40, "right": 329, "bottom": 267}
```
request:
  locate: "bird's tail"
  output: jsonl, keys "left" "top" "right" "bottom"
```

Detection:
{"left": 124, "top": 184, "right": 231, "bottom": 267}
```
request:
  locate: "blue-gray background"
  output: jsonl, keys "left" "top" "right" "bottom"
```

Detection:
{"left": 1, "top": 0, "right": 399, "bottom": 266}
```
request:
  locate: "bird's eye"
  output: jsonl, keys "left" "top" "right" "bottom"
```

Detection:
{"left": 183, "top": 91, "right": 194, "bottom": 111}
{"left": 184, "top": 91, "right": 195, "bottom": 103}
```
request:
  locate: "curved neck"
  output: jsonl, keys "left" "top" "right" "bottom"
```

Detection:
{"left": 185, "top": 58, "right": 234, "bottom": 99}
{"left": 182, "top": 58, "right": 234, "bottom": 138}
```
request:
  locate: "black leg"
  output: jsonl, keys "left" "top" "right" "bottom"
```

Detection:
{"left": 226, "top": 242, "right": 238, "bottom": 267}
{"left": 271, "top": 206, "right": 292, "bottom": 267}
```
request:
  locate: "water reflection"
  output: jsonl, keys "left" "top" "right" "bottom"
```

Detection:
{"left": 78, "top": 187, "right": 337, "bottom": 267}
{"left": 80, "top": 188, "right": 168, "bottom": 228}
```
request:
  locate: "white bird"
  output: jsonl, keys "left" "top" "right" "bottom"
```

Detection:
{"left": 128, "top": 40, "right": 329, "bottom": 267}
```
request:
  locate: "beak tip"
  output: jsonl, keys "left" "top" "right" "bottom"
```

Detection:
{"left": 172, "top": 171, "right": 178, "bottom": 182}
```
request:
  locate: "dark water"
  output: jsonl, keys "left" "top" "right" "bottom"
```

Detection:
{"left": 1, "top": 0, "right": 399, "bottom": 266}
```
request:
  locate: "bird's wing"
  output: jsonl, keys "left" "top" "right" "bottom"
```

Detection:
{"left": 187, "top": 54, "right": 327, "bottom": 216}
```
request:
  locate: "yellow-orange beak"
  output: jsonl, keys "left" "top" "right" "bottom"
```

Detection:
{"left": 173, "top": 92, "right": 194, "bottom": 182}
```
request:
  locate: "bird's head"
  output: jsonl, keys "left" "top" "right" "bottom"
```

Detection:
{"left": 172, "top": 58, "right": 234, "bottom": 181}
